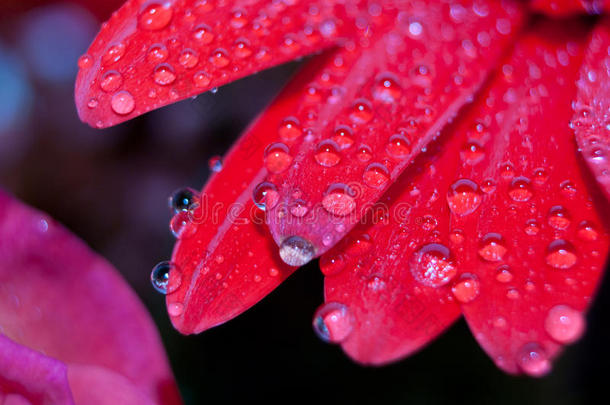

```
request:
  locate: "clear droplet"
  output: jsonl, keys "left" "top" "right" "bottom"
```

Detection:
{"left": 312, "top": 302, "right": 354, "bottom": 343}
{"left": 252, "top": 182, "right": 279, "bottom": 211}
{"left": 193, "top": 71, "right": 211, "bottom": 87}
{"left": 545, "top": 239, "right": 577, "bottom": 269}
{"left": 315, "top": 140, "right": 341, "bottom": 167}
{"left": 373, "top": 74, "right": 401, "bottom": 103}
{"left": 517, "top": 343, "right": 551, "bottom": 377}
{"left": 100, "top": 70, "right": 123, "bottom": 93}
{"left": 544, "top": 305, "right": 585, "bottom": 344}
{"left": 410, "top": 243, "right": 457, "bottom": 288}
{"left": 363, "top": 163, "right": 390, "bottom": 189}
{"left": 495, "top": 265, "right": 513, "bottom": 283}
{"left": 179, "top": 48, "right": 199, "bottom": 69}
{"left": 508, "top": 176, "right": 533, "bottom": 202}
{"left": 322, "top": 183, "right": 356, "bottom": 217}
{"left": 524, "top": 219, "right": 540, "bottom": 236}
{"left": 208, "top": 155, "right": 223, "bottom": 172}
{"left": 533, "top": 168, "right": 549, "bottom": 185}
{"left": 139, "top": 2, "right": 173, "bottom": 31}
{"left": 169, "top": 211, "right": 195, "bottom": 238}
{"left": 350, "top": 99, "right": 373, "bottom": 123}
{"left": 451, "top": 274, "right": 480, "bottom": 303}
{"left": 110, "top": 91, "right": 135, "bottom": 115}
{"left": 230, "top": 9, "right": 248, "bottom": 29}
{"left": 153, "top": 63, "right": 176, "bottom": 85}
{"left": 548, "top": 205, "right": 571, "bottom": 230}
{"left": 447, "top": 179, "right": 482, "bottom": 216}
{"left": 210, "top": 48, "right": 230, "bottom": 67}
{"left": 264, "top": 143, "right": 292, "bottom": 173}
{"left": 234, "top": 38, "right": 253, "bottom": 58}
{"left": 460, "top": 140, "right": 485, "bottom": 165}
{"left": 193, "top": 24, "right": 214, "bottom": 44}
{"left": 332, "top": 126, "right": 354, "bottom": 149}
{"left": 169, "top": 188, "right": 199, "bottom": 213}
{"left": 356, "top": 145, "right": 373, "bottom": 162}
{"left": 77, "top": 54, "right": 92, "bottom": 69}
{"left": 147, "top": 43, "right": 169, "bottom": 63}
{"left": 478, "top": 233, "right": 507, "bottom": 262}
{"left": 151, "top": 261, "right": 181, "bottom": 294}
{"left": 289, "top": 199, "right": 308, "bottom": 217}
{"left": 279, "top": 236, "right": 315, "bottom": 266}
{"left": 319, "top": 254, "right": 346, "bottom": 276}
{"left": 278, "top": 117, "right": 301, "bottom": 141}
{"left": 386, "top": 134, "right": 411, "bottom": 159}
{"left": 102, "top": 43, "right": 125, "bottom": 65}
{"left": 168, "top": 302, "right": 184, "bottom": 317}
{"left": 577, "top": 220, "right": 599, "bottom": 241}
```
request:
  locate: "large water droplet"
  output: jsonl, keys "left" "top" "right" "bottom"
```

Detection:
{"left": 577, "top": 220, "right": 599, "bottom": 241}
{"left": 350, "top": 99, "right": 373, "bottom": 123}
{"left": 410, "top": 243, "right": 457, "bottom": 288}
{"left": 147, "top": 44, "right": 169, "bottom": 63}
{"left": 478, "top": 233, "right": 507, "bottom": 262}
{"left": 139, "top": 2, "right": 173, "bottom": 31}
{"left": 386, "top": 134, "right": 411, "bottom": 159}
{"left": 169, "top": 188, "right": 199, "bottom": 213}
{"left": 548, "top": 206, "right": 571, "bottom": 230}
{"left": 313, "top": 302, "right": 354, "bottom": 343}
{"left": 544, "top": 305, "right": 585, "bottom": 344}
{"left": 264, "top": 143, "right": 292, "bottom": 173}
{"left": 363, "top": 163, "right": 390, "bottom": 189}
{"left": 545, "top": 239, "right": 577, "bottom": 269}
{"left": 315, "top": 140, "right": 341, "bottom": 167}
{"left": 151, "top": 261, "right": 181, "bottom": 294}
{"left": 179, "top": 48, "right": 199, "bottom": 69}
{"left": 169, "top": 211, "right": 196, "bottom": 238}
{"left": 322, "top": 183, "right": 356, "bottom": 216}
{"left": 447, "top": 179, "right": 482, "bottom": 216}
{"left": 111, "top": 90, "right": 135, "bottom": 115}
{"left": 279, "top": 236, "right": 315, "bottom": 266}
{"left": 332, "top": 126, "right": 354, "bottom": 149}
{"left": 100, "top": 70, "right": 123, "bottom": 93}
{"left": 517, "top": 343, "right": 551, "bottom": 377}
{"left": 508, "top": 176, "right": 533, "bottom": 202}
{"left": 252, "top": 182, "right": 279, "bottom": 211}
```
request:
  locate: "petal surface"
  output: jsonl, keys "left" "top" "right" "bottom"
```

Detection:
{"left": 75, "top": 0, "right": 354, "bottom": 128}
{"left": 529, "top": 0, "right": 609, "bottom": 15}
{"left": 572, "top": 18, "right": 610, "bottom": 202}
{"left": 265, "top": 0, "right": 525, "bottom": 259}
{"left": 448, "top": 21, "right": 609, "bottom": 376}
{"left": 0, "top": 191, "right": 180, "bottom": 404}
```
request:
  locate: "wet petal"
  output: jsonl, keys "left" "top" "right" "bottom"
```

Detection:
{"left": 447, "top": 21, "right": 609, "bottom": 376}
{"left": 529, "top": 0, "right": 609, "bottom": 16}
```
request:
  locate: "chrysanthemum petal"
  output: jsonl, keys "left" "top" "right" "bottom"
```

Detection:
{"left": 447, "top": 21, "right": 609, "bottom": 376}
{"left": 265, "top": 0, "right": 525, "bottom": 260}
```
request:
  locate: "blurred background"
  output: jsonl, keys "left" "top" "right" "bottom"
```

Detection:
{"left": 1, "top": 1, "right": 609, "bottom": 404}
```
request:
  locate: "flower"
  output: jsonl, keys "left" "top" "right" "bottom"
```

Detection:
{"left": 0, "top": 190, "right": 182, "bottom": 404}
{"left": 74, "top": 0, "right": 609, "bottom": 376}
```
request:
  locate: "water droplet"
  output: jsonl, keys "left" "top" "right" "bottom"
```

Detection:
{"left": 517, "top": 343, "right": 551, "bottom": 377}
{"left": 478, "top": 233, "right": 507, "bottom": 262}
{"left": 533, "top": 168, "right": 548, "bottom": 185}
{"left": 363, "top": 163, "right": 390, "bottom": 189}
{"left": 322, "top": 183, "right": 356, "bottom": 216}
{"left": 312, "top": 302, "right": 354, "bottom": 343}
{"left": 289, "top": 199, "right": 309, "bottom": 217}
{"left": 153, "top": 63, "right": 176, "bottom": 85}
{"left": 410, "top": 243, "right": 457, "bottom": 288}
{"left": 193, "top": 71, "right": 211, "bottom": 87}
{"left": 264, "top": 143, "right": 292, "bottom": 173}
{"left": 230, "top": 9, "right": 248, "bottom": 29}
{"left": 449, "top": 229, "right": 465, "bottom": 245}
{"left": 252, "top": 182, "right": 279, "bottom": 211}
{"left": 139, "top": 2, "right": 173, "bottom": 31}
{"left": 386, "top": 134, "right": 411, "bottom": 159}
{"left": 548, "top": 205, "right": 571, "bottom": 230}
{"left": 110, "top": 91, "right": 135, "bottom": 115}
{"left": 506, "top": 288, "right": 520, "bottom": 300}
{"left": 481, "top": 178, "right": 496, "bottom": 193}
{"left": 169, "top": 188, "right": 199, "bottom": 213}
{"left": 499, "top": 163, "right": 515, "bottom": 179}
{"left": 210, "top": 48, "right": 230, "bottom": 67}
{"left": 87, "top": 98, "right": 98, "bottom": 109}
{"left": 315, "top": 140, "right": 341, "bottom": 167}
{"left": 320, "top": 254, "right": 346, "bottom": 276}
{"left": 147, "top": 44, "right": 169, "bottom": 64}
{"left": 460, "top": 140, "right": 485, "bottom": 165}
{"left": 345, "top": 233, "right": 372, "bottom": 255}
{"left": 279, "top": 236, "right": 315, "bottom": 266}
{"left": 373, "top": 74, "right": 401, "bottom": 103}
{"left": 524, "top": 219, "right": 540, "bottom": 235}
{"left": 495, "top": 265, "right": 513, "bottom": 283}
{"left": 151, "top": 261, "right": 181, "bottom": 294}
{"left": 100, "top": 70, "right": 123, "bottom": 93}
{"left": 332, "top": 126, "right": 354, "bottom": 149}
{"left": 234, "top": 38, "right": 253, "bottom": 58}
{"left": 447, "top": 179, "right": 482, "bottom": 216}
{"left": 508, "top": 176, "right": 533, "bottom": 202}
{"left": 278, "top": 117, "right": 301, "bottom": 141}
{"left": 102, "top": 43, "right": 126, "bottom": 65}
{"left": 169, "top": 211, "right": 196, "bottom": 238}
{"left": 208, "top": 155, "right": 222, "bottom": 172}
{"left": 193, "top": 24, "right": 214, "bottom": 44}
{"left": 356, "top": 145, "right": 373, "bottom": 162}
{"left": 350, "top": 99, "right": 373, "bottom": 123}
{"left": 451, "top": 274, "right": 480, "bottom": 303}
{"left": 367, "top": 275, "right": 387, "bottom": 291}
{"left": 545, "top": 305, "right": 585, "bottom": 344}
{"left": 577, "top": 220, "right": 599, "bottom": 241}
{"left": 77, "top": 54, "right": 92, "bottom": 69}
{"left": 545, "top": 239, "right": 577, "bottom": 269}
{"left": 168, "top": 302, "right": 184, "bottom": 317}
{"left": 179, "top": 48, "right": 199, "bottom": 69}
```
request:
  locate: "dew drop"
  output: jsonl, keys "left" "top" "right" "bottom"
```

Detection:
{"left": 264, "top": 143, "right": 292, "bottom": 173}
{"left": 278, "top": 117, "right": 301, "bottom": 141}
{"left": 322, "top": 183, "right": 356, "bottom": 216}
{"left": 332, "top": 126, "right": 354, "bottom": 149}
{"left": 168, "top": 302, "right": 184, "bottom": 317}
{"left": 517, "top": 343, "right": 551, "bottom": 377}
{"left": 102, "top": 43, "right": 126, "bottom": 65}
{"left": 481, "top": 178, "right": 496, "bottom": 193}
{"left": 139, "top": 2, "right": 173, "bottom": 31}
{"left": 153, "top": 63, "right": 176, "bottom": 85}
{"left": 410, "top": 243, "right": 457, "bottom": 288}
{"left": 252, "top": 182, "right": 279, "bottom": 211}
{"left": 356, "top": 145, "right": 373, "bottom": 162}
{"left": 524, "top": 219, "right": 540, "bottom": 236}
{"left": 169, "top": 211, "right": 195, "bottom": 238}
{"left": 350, "top": 99, "right": 373, "bottom": 123}
{"left": 495, "top": 265, "right": 513, "bottom": 283}
{"left": 460, "top": 140, "right": 485, "bottom": 164}
{"left": 87, "top": 98, "right": 98, "bottom": 109}
{"left": 547, "top": 205, "right": 571, "bottom": 230}
{"left": 508, "top": 176, "right": 533, "bottom": 202}
{"left": 100, "top": 70, "right": 123, "bottom": 93}
{"left": 208, "top": 155, "right": 222, "bottom": 172}
{"left": 193, "top": 71, "right": 211, "bottom": 88}
{"left": 151, "top": 261, "right": 181, "bottom": 294}
{"left": 446, "top": 179, "right": 482, "bottom": 216}
{"left": 373, "top": 74, "right": 402, "bottom": 103}
{"left": 210, "top": 49, "right": 230, "bottom": 67}
{"left": 234, "top": 38, "right": 253, "bottom": 58}
{"left": 230, "top": 9, "right": 248, "bottom": 29}
{"left": 179, "top": 48, "right": 199, "bottom": 69}
{"left": 545, "top": 239, "right": 577, "bottom": 269}
{"left": 312, "top": 302, "right": 354, "bottom": 343}
{"left": 499, "top": 162, "right": 515, "bottom": 179}
{"left": 110, "top": 91, "right": 135, "bottom": 115}
{"left": 320, "top": 254, "right": 346, "bottom": 276}
{"left": 345, "top": 233, "right": 372, "bottom": 255}
{"left": 169, "top": 188, "right": 199, "bottom": 213}
{"left": 279, "top": 236, "right": 315, "bottom": 266}
{"left": 315, "top": 140, "right": 341, "bottom": 167}
{"left": 386, "top": 134, "right": 411, "bottom": 159}
{"left": 77, "top": 54, "right": 92, "bottom": 69}
{"left": 289, "top": 199, "right": 309, "bottom": 217}
{"left": 147, "top": 43, "right": 169, "bottom": 63}
{"left": 533, "top": 168, "right": 549, "bottom": 185}
{"left": 193, "top": 24, "right": 214, "bottom": 44}
{"left": 577, "top": 220, "right": 599, "bottom": 241}
{"left": 363, "top": 163, "right": 390, "bottom": 189}
{"left": 451, "top": 274, "right": 480, "bottom": 303}
{"left": 478, "top": 233, "right": 507, "bottom": 262}
{"left": 544, "top": 305, "right": 585, "bottom": 344}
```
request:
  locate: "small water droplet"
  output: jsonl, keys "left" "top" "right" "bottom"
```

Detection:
{"left": 322, "top": 183, "right": 356, "bottom": 216}
{"left": 234, "top": 38, "right": 253, "bottom": 58}
{"left": 517, "top": 343, "right": 551, "bottom": 377}
{"left": 332, "top": 126, "right": 354, "bottom": 149}
{"left": 478, "top": 233, "right": 507, "bottom": 262}
{"left": 363, "top": 163, "right": 390, "bottom": 189}
{"left": 312, "top": 302, "right": 354, "bottom": 343}
{"left": 210, "top": 48, "right": 230, "bottom": 67}
{"left": 168, "top": 302, "right": 184, "bottom": 317}
{"left": 230, "top": 9, "right": 248, "bottom": 29}
{"left": 495, "top": 265, "right": 513, "bottom": 283}
{"left": 252, "top": 182, "right": 279, "bottom": 211}
{"left": 460, "top": 140, "right": 485, "bottom": 164}
{"left": 545, "top": 305, "right": 585, "bottom": 344}
{"left": 151, "top": 261, "right": 181, "bottom": 294}
{"left": 499, "top": 163, "right": 515, "bottom": 179}
{"left": 451, "top": 274, "right": 480, "bottom": 303}
{"left": 193, "top": 71, "right": 211, "bottom": 87}
{"left": 524, "top": 219, "right": 540, "bottom": 235}
{"left": 278, "top": 117, "right": 301, "bottom": 141}
{"left": 548, "top": 205, "right": 571, "bottom": 230}
{"left": 481, "top": 178, "right": 496, "bottom": 193}
{"left": 386, "top": 134, "right": 411, "bottom": 159}
{"left": 289, "top": 199, "right": 309, "bottom": 217}
{"left": 508, "top": 176, "right": 533, "bottom": 202}
{"left": 102, "top": 43, "right": 126, "bottom": 65}
{"left": 373, "top": 74, "right": 402, "bottom": 103}
{"left": 320, "top": 253, "right": 346, "bottom": 276}
{"left": 279, "top": 236, "right": 315, "bottom": 266}
{"left": 264, "top": 142, "right": 292, "bottom": 173}
{"left": 193, "top": 24, "right": 214, "bottom": 44}
{"left": 208, "top": 155, "right": 223, "bottom": 172}
{"left": 168, "top": 188, "right": 199, "bottom": 214}
{"left": 533, "top": 168, "right": 548, "bottom": 185}
{"left": 153, "top": 63, "right": 176, "bottom": 85}
{"left": 447, "top": 179, "right": 482, "bottom": 216}
{"left": 111, "top": 91, "right": 135, "bottom": 115}
{"left": 147, "top": 43, "right": 168, "bottom": 63}
{"left": 87, "top": 98, "right": 99, "bottom": 109}
{"left": 345, "top": 233, "right": 372, "bottom": 255}
{"left": 577, "top": 220, "right": 599, "bottom": 241}
{"left": 545, "top": 239, "right": 577, "bottom": 269}
{"left": 77, "top": 54, "right": 92, "bottom": 69}
{"left": 139, "top": 2, "right": 173, "bottom": 30}
{"left": 350, "top": 99, "right": 373, "bottom": 123}
{"left": 356, "top": 145, "right": 373, "bottom": 162}
{"left": 315, "top": 140, "right": 341, "bottom": 167}
{"left": 410, "top": 243, "right": 457, "bottom": 288}
{"left": 178, "top": 48, "right": 199, "bottom": 69}
{"left": 100, "top": 70, "right": 123, "bottom": 93}
{"left": 169, "top": 211, "right": 196, "bottom": 238}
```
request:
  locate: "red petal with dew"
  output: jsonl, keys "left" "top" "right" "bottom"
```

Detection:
{"left": 448, "top": 21, "right": 609, "bottom": 376}
{"left": 265, "top": 0, "right": 525, "bottom": 259}
{"left": 320, "top": 117, "right": 474, "bottom": 364}
{"left": 0, "top": 191, "right": 181, "bottom": 404}
{"left": 75, "top": 0, "right": 354, "bottom": 128}
{"left": 572, "top": 18, "right": 610, "bottom": 202}
{"left": 529, "top": 0, "right": 609, "bottom": 15}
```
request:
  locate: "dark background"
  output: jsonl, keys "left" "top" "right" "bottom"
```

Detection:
{"left": 0, "top": 2, "right": 608, "bottom": 404}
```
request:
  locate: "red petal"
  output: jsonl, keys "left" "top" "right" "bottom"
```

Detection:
{"left": 447, "top": 21, "right": 609, "bottom": 376}
{"left": 572, "top": 18, "right": 610, "bottom": 202}
{"left": 320, "top": 117, "right": 473, "bottom": 365}
{"left": 265, "top": 0, "right": 525, "bottom": 260}
{"left": 0, "top": 191, "right": 181, "bottom": 404}
{"left": 529, "top": 0, "right": 609, "bottom": 15}
{"left": 75, "top": 0, "right": 353, "bottom": 128}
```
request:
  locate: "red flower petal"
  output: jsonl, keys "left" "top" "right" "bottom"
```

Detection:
{"left": 572, "top": 19, "right": 610, "bottom": 202}
{"left": 0, "top": 191, "right": 181, "bottom": 404}
{"left": 529, "top": 0, "right": 609, "bottom": 15}
{"left": 320, "top": 118, "right": 471, "bottom": 364}
{"left": 264, "top": 0, "right": 525, "bottom": 260}
{"left": 75, "top": 0, "right": 353, "bottom": 128}
{"left": 447, "top": 21, "right": 609, "bottom": 376}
